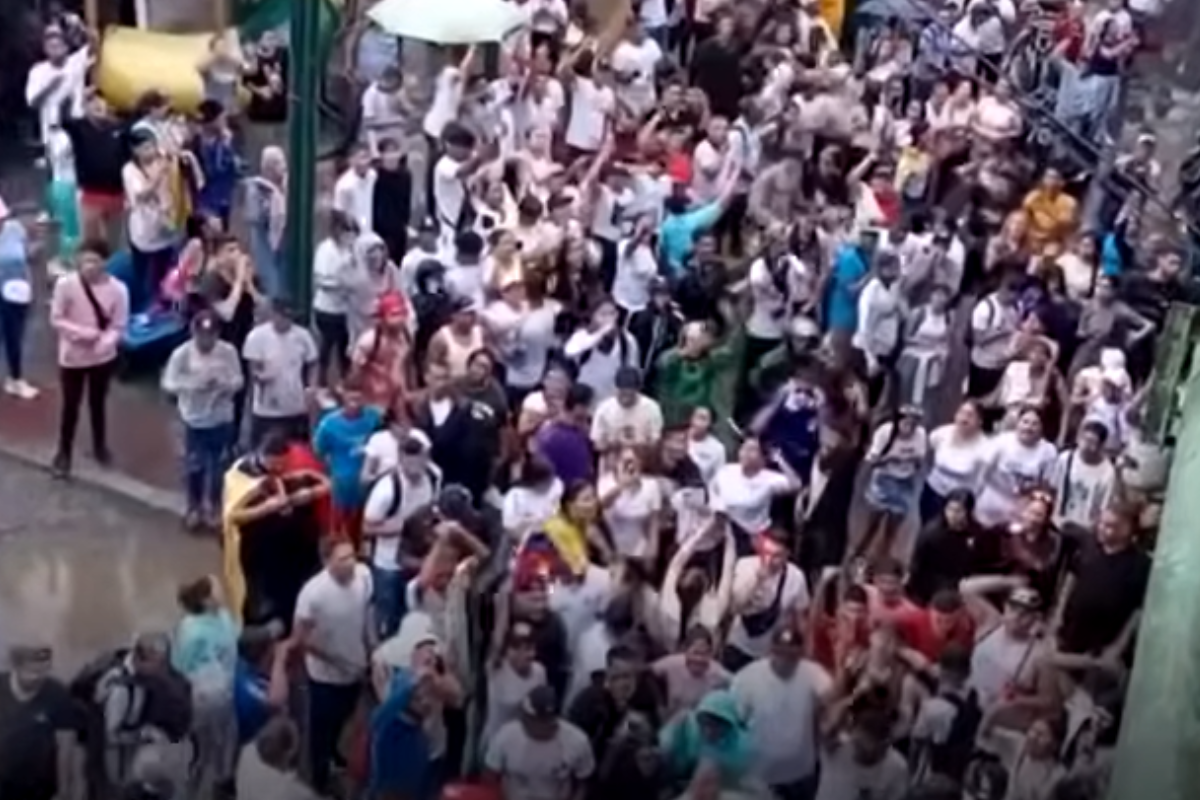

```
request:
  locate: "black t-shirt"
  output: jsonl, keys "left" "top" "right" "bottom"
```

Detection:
{"left": 1059, "top": 541, "right": 1151, "bottom": 655}
{"left": 198, "top": 270, "right": 256, "bottom": 350}
{"left": 244, "top": 53, "right": 289, "bottom": 123}
{"left": 61, "top": 117, "right": 126, "bottom": 195}
{"left": 0, "top": 675, "right": 80, "bottom": 798}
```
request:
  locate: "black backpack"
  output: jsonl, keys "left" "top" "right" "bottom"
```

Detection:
{"left": 137, "top": 668, "right": 194, "bottom": 743}
{"left": 372, "top": 466, "right": 442, "bottom": 520}
{"left": 69, "top": 648, "right": 129, "bottom": 705}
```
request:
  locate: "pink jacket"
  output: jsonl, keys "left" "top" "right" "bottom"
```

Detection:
{"left": 50, "top": 273, "right": 130, "bottom": 368}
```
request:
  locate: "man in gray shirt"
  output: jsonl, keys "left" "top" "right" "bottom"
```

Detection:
{"left": 162, "top": 311, "right": 244, "bottom": 529}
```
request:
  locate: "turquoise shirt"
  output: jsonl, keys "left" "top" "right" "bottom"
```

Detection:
{"left": 173, "top": 609, "right": 239, "bottom": 697}
{"left": 659, "top": 201, "right": 723, "bottom": 276}
{"left": 825, "top": 244, "right": 869, "bottom": 332}
{"left": 314, "top": 405, "right": 384, "bottom": 508}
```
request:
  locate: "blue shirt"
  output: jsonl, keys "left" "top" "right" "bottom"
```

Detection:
{"left": 0, "top": 220, "right": 29, "bottom": 285}
{"left": 233, "top": 659, "right": 272, "bottom": 744}
{"left": 314, "top": 405, "right": 384, "bottom": 507}
{"left": 369, "top": 670, "right": 432, "bottom": 798}
{"left": 825, "top": 244, "right": 869, "bottom": 332}
{"left": 193, "top": 135, "right": 240, "bottom": 216}
{"left": 659, "top": 201, "right": 723, "bottom": 276}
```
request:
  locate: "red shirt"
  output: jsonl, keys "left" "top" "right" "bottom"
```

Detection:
{"left": 897, "top": 609, "right": 975, "bottom": 661}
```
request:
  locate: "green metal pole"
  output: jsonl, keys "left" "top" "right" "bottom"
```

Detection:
{"left": 284, "top": 0, "right": 321, "bottom": 310}
{"left": 1107, "top": 340, "right": 1200, "bottom": 800}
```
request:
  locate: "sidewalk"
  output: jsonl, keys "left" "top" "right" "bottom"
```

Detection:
{"left": 0, "top": 232, "right": 184, "bottom": 515}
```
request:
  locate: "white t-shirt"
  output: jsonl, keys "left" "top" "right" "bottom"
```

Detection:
{"left": 122, "top": 162, "right": 175, "bottom": 253}
{"left": 691, "top": 139, "right": 729, "bottom": 204}
{"left": 596, "top": 473, "right": 663, "bottom": 557}
{"left": 590, "top": 394, "right": 664, "bottom": 450}
{"left": 485, "top": 718, "right": 595, "bottom": 800}
{"left": 25, "top": 49, "right": 89, "bottom": 146}
{"left": 564, "top": 77, "right": 613, "bottom": 152}
{"left": 242, "top": 323, "right": 319, "bottom": 418}
{"left": 548, "top": 566, "right": 612, "bottom": 651}
{"left": 432, "top": 155, "right": 468, "bottom": 232}
{"left": 362, "top": 468, "right": 438, "bottom": 569}
{"left": 969, "top": 626, "right": 1048, "bottom": 710}
{"left": 589, "top": 185, "right": 634, "bottom": 243}
{"left": 609, "top": 38, "right": 663, "bottom": 116}
{"left": 926, "top": 426, "right": 993, "bottom": 497}
{"left": 653, "top": 654, "right": 731, "bottom": 719}
{"left": 709, "top": 464, "right": 789, "bottom": 534}
{"left": 502, "top": 480, "right": 564, "bottom": 538}
{"left": 726, "top": 558, "right": 809, "bottom": 658}
{"left": 332, "top": 168, "right": 378, "bottom": 233}
{"left": 423, "top": 66, "right": 463, "bottom": 138}
{"left": 294, "top": 566, "right": 374, "bottom": 684}
{"left": 444, "top": 259, "right": 486, "bottom": 307}
{"left": 483, "top": 661, "right": 547, "bottom": 744}
{"left": 687, "top": 435, "right": 727, "bottom": 484}
{"left": 360, "top": 83, "right": 408, "bottom": 153}
{"left": 970, "top": 294, "right": 1019, "bottom": 370}
{"left": 731, "top": 658, "right": 823, "bottom": 783}
{"left": 866, "top": 422, "right": 929, "bottom": 481}
{"left": 746, "top": 256, "right": 809, "bottom": 340}
{"left": 363, "top": 430, "right": 403, "bottom": 475}
{"left": 975, "top": 432, "right": 1058, "bottom": 528}
{"left": 815, "top": 742, "right": 908, "bottom": 800}
{"left": 612, "top": 239, "right": 659, "bottom": 313}
{"left": 1049, "top": 450, "right": 1116, "bottom": 532}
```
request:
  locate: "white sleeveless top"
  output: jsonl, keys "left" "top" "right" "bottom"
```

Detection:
{"left": 441, "top": 326, "right": 485, "bottom": 380}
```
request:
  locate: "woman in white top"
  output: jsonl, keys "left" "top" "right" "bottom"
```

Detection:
{"left": 974, "top": 407, "right": 1058, "bottom": 529}
{"left": 922, "top": 399, "right": 993, "bottom": 524}
{"left": 612, "top": 218, "right": 660, "bottom": 314}
{"left": 686, "top": 407, "right": 727, "bottom": 484}
{"left": 502, "top": 456, "right": 564, "bottom": 541}
{"left": 972, "top": 81, "right": 1023, "bottom": 144}
{"left": 709, "top": 437, "right": 802, "bottom": 552}
{"left": 564, "top": 298, "right": 640, "bottom": 404}
{"left": 896, "top": 285, "right": 953, "bottom": 419}
{"left": 658, "top": 515, "right": 735, "bottom": 652}
{"left": 857, "top": 405, "right": 928, "bottom": 564}
{"left": 596, "top": 447, "right": 663, "bottom": 562}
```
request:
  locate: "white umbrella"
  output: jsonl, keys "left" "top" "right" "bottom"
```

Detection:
{"left": 367, "top": 0, "right": 527, "bottom": 44}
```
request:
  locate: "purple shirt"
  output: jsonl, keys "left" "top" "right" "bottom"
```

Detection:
{"left": 534, "top": 421, "right": 595, "bottom": 486}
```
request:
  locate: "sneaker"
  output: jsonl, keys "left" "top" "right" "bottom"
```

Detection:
{"left": 50, "top": 452, "right": 71, "bottom": 480}
{"left": 93, "top": 447, "right": 114, "bottom": 468}
{"left": 183, "top": 509, "right": 204, "bottom": 532}
{"left": 4, "top": 379, "right": 38, "bottom": 400}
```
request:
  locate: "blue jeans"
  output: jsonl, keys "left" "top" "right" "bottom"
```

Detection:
{"left": 184, "top": 423, "right": 233, "bottom": 514}
{"left": 248, "top": 222, "right": 284, "bottom": 301}
{"left": 0, "top": 297, "right": 28, "bottom": 380}
{"left": 372, "top": 566, "right": 405, "bottom": 639}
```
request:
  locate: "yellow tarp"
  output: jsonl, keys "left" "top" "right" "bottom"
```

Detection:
{"left": 95, "top": 26, "right": 246, "bottom": 113}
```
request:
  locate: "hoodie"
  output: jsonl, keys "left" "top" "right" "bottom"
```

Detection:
{"left": 659, "top": 690, "right": 753, "bottom": 789}
{"left": 368, "top": 669, "right": 432, "bottom": 799}
{"left": 349, "top": 231, "right": 408, "bottom": 341}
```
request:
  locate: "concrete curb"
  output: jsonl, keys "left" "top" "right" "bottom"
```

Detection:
{"left": 0, "top": 437, "right": 184, "bottom": 517}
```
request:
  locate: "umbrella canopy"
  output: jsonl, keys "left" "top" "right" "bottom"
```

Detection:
{"left": 855, "top": 0, "right": 933, "bottom": 21}
{"left": 367, "top": 0, "right": 527, "bottom": 44}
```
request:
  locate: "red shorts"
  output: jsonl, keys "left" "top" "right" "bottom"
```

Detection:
{"left": 79, "top": 191, "right": 124, "bottom": 214}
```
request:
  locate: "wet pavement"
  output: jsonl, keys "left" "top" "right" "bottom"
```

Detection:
{"left": 0, "top": 453, "right": 218, "bottom": 675}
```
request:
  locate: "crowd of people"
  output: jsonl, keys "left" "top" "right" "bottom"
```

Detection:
{"left": 1, "top": 0, "right": 1190, "bottom": 799}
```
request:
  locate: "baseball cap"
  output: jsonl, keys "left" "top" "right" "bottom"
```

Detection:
{"left": 1007, "top": 586, "right": 1042, "bottom": 611}
{"left": 523, "top": 685, "right": 558, "bottom": 720}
